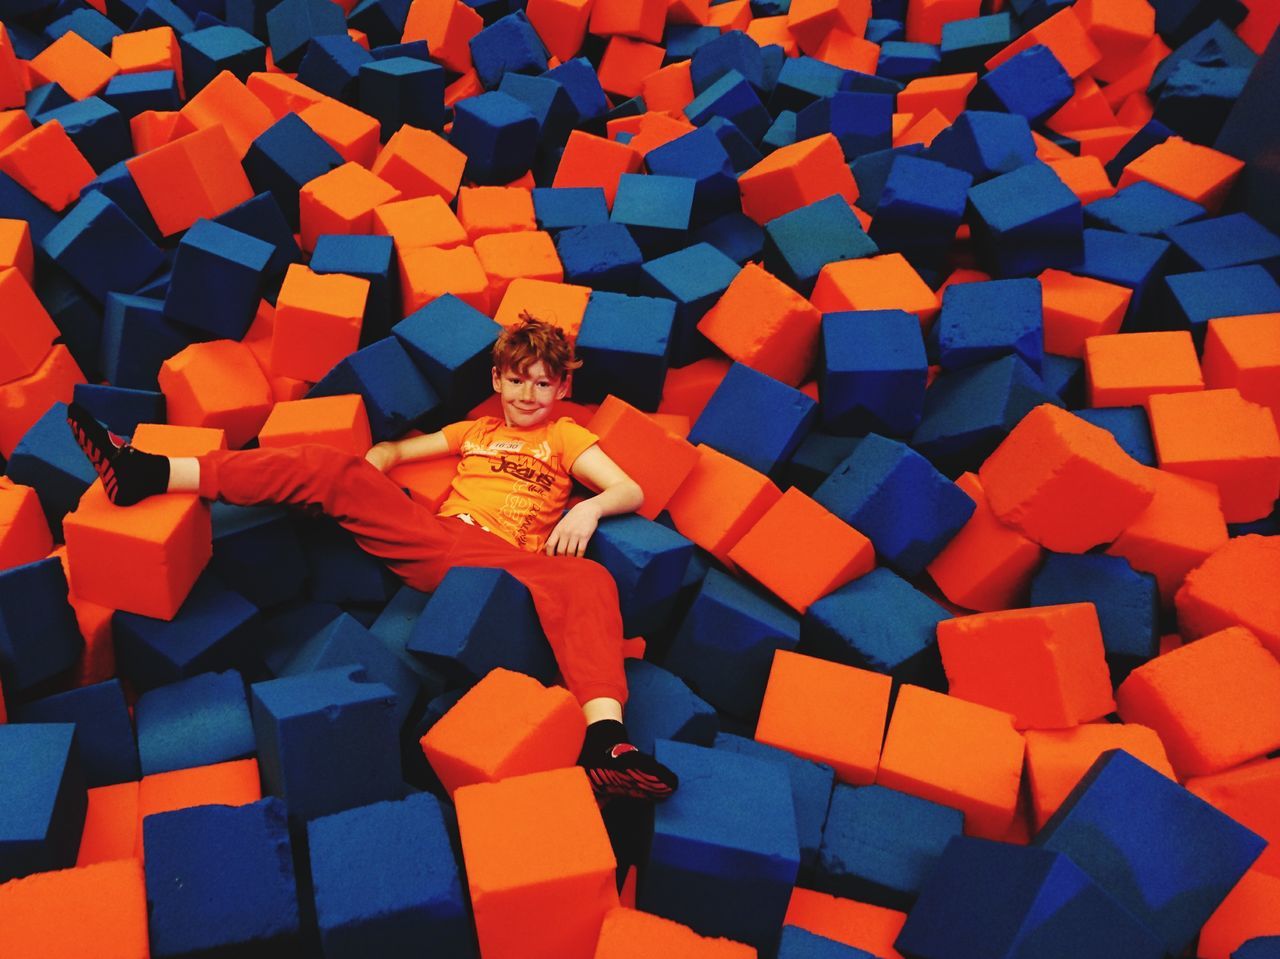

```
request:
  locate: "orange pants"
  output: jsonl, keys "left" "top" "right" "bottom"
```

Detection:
{"left": 197, "top": 444, "right": 627, "bottom": 705}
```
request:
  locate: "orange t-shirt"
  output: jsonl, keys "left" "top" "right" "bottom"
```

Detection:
{"left": 438, "top": 416, "right": 599, "bottom": 552}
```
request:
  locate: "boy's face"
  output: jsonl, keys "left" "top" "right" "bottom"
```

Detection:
{"left": 492, "top": 360, "right": 568, "bottom": 428}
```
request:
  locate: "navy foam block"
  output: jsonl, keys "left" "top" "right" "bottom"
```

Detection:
{"left": 14, "top": 680, "right": 139, "bottom": 787}
{"left": 407, "top": 566, "right": 556, "bottom": 686}
{"left": 132, "top": 0, "right": 197, "bottom": 35}
{"left": 663, "top": 567, "right": 800, "bottom": 723}
{"left": 308, "top": 793, "right": 476, "bottom": 959}
{"left": 100, "top": 292, "right": 193, "bottom": 391}
{"left": 41, "top": 190, "right": 165, "bottom": 304}
{"left": 848, "top": 145, "right": 923, "bottom": 216}
{"left": 691, "top": 209, "right": 766, "bottom": 264}
{"left": 39, "top": 270, "right": 107, "bottom": 384}
{"left": 392, "top": 294, "right": 499, "bottom": 416}
{"left": 688, "top": 362, "right": 818, "bottom": 476}
{"left": 1154, "top": 0, "right": 1248, "bottom": 49}
{"left": 783, "top": 432, "right": 861, "bottom": 495}
{"left": 1104, "top": 119, "right": 1176, "bottom": 185}
{"left": 1084, "top": 181, "right": 1206, "bottom": 237}
{"left": 114, "top": 572, "right": 261, "bottom": 693}
{"left": 611, "top": 173, "right": 696, "bottom": 258}
{"left": 1235, "top": 939, "right": 1280, "bottom": 959}
{"left": 450, "top": 90, "right": 538, "bottom": 186}
{"left": 543, "top": 57, "right": 609, "bottom": 130}
{"left": 819, "top": 310, "right": 925, "bottom": 438}
{"left": 554, "top": 222, "right": 644, "bottom": 294}
{"left": 297, "top": 33, "right": 372, "bottom": 103}
{"left": 1165, "top": 212, "right": 1280, "bottom": 276}
{"left": 251, "top": 666, "right": 401, "bottom": 821}
{"left": 778, "top": 926, "right": 880, "bottom": 959}
{"left": 6, "top": 403, "right": 98, "bottom": 538}
{"left": 645, "top": 126, "right": 740, "bottom": 227}
{"left": 714, "top": 732, "right": 834, "bottom": 877}
{"left": 690, "top": 29, "right": 765, "bottom": 94}
{"left": 870, "top": 154, "right": 972, "bottom": 270}
{"left": 1073, "top": 407, "right": 1156, "bottom": 466}
{"left": 37, "top": 96, "right": 131, "bottom": 173}
{"left": 765, "top": 195, "right": 878, "bottom": 297}
{"left": 897, "top": 835, "right": 1166, "bottom": 959}
{"left": 211, "top": 502, "right": 307, "bottom": 609}
{"left": 1039, "top": 353, "right": 1084, "bottom": 407}
{"left": 794, "top": 91, "right": 894, "bottom": 161}
{"left": 308, "top": 336, "right": 443, "bottom": 442}
{"left": 1162, "top": 263, "right": 1280, "bottom": 343}
{"left": 80, "top": 160, "right": 162, "bottom": 244}
{"left": 135, "top": 670, "right": 255, "bottom": 776}
{"left": 1030, "top": 553, "right": 1158, "bottom": 681}
{"left": 685, "top": 69, "right": 771, "bottom": 143}
{"left": 926, "top": 110, "right": 1036, "bottom": 183}
{"left": 468, "top": 10, "right": 546, "bottom": 90}
{"left": 179, "top": 23, "right": 265, "bottom": 93}
{"left": 703, "top": 114, "right": 764, "bottom": 172}
{"left": 815, "top": 783, "right": 963, "bottom": 910}
{"left": 1150, "top": 20, "right": 1256, "bottom": 95}
{"left": 567, "top": 291, "right": 675, "bottom": 410}
{"left": 26, "top": 83, "right": 74, "bottom": 120}
{"left": 802, "top": 566, "right": 948, "bottom": 686}
{"left": 585, "top": 513, "right": 694, "bottom": 638}
{"left": 769, "top": 55, "right": 846, "bottom": 114}
{"left": 932, "top": 278, "right": 1043, "bottom": 373}
{"left": 47, "top": 7, "right": 121, "bottom": 48}
{"left": 877, "top": 40, "right": 941, "bottom": 82}
{"left": 310, "top": 233, "right": 399, "bottom": 346}
{"left": 975, "top": 43, "right": 1073, "bottom": 123}
{"left": 532, "top": 186, "right": 609, "bottom": 232}
{"left": 296, "top": 515, "right": 400, "bottom": 605}
{"left": 0, "top": 724, "right": 86, "bottom": 883}
{"left": 212, "top": 191, "right": 303, "bottom": 301}
{"left": 866, "top": 18, "right": 904, "bottom": 43}
{"left": 814, "top": 433, "right": 975, "bottom": 577}
{"left": 1072, "top": 228, "right": 1171, "bottom": 326}
{"left": 258, "top": 600, "right": 344, "bottom": 678}
{"left": 359, "top": 55, "right": 445, "bottom": 140}
{"left": 144, "top": 798, "right": 302, "bottom": 957}
{"left": 940, "top": 12, "right": 1015, "bottom": 72}
{"left": 266, "top": 0, "right": 346, "bottom": 71}
{"left": 347, "top": 0, "right": 411, "bottom": 48}
{"left": 642, "top": 740, "right": 800, "bottom": 952}
{"left": 622, "top": 658, "right": 718, "bottom": 754}
{"left": 1035, "top": 749, "right": 1267, "bottom": 954}
{"left": 1154, "top": 61, "right": 1249, "bottom": 145}
{"left": 968, "top": 162, "right": 1083, "bottom": 278}
{"left": 244, "top": 113, "right": 345, "bottom": 229}
{"left": 664, "top": 23, "right": 722, "bottom": 62}
{"left": 100, "top": 68, "right": 182, "bottom": 127}
{"left": 638, "top": 241, "right": 739, "bottom": 367}
{"left": 0, "top": 171, "right": 62, "bottom": 247}
{"left": 162, "top": 217, "right": 274, "bottom": 339}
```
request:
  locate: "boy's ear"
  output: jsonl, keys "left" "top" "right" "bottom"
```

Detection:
{"left": 491, "top": 366, "right": 501, "bottom": 392}
{"left": 556, "top": 374, "right": 570, "bottom": 400}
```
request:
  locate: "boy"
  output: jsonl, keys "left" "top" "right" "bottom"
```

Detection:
{"left": 67, "top": 316, "right": 678, "bottom": 801}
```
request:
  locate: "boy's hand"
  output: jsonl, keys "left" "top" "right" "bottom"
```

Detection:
{"left": 364, "top": 442, "right": 398, "bottom": 473}
{"left": 546, "top": 501, "right": 601, "bottom": 557}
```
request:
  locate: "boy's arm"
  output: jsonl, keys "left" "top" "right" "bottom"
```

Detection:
{"left": 365, "top": 431, "right": 453, "bottom": 472}
{"left": 545, "top": 445, "right": 644, "bottom": 557}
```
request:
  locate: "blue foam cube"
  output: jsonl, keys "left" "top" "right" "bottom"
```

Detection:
{"left": 0, "top": 170, "right": 61, "bottom": 246}
{"left": 940, "top": 12, "right": 1015, "bottom": 72}
{"left": 211, "top": 502, "right": 307, "bottom": 609}
{"left": 848, "top": 145, "right": 923, "bottom": 216}
{"left": 585, "top": 513, "right": 694, "bottom": 638}
{"left": 1073, "top": 406, "right": 1156, "bottom": 466}
{"left": 975, "top": 43, "right": 1073, "bottom": 122}
{"left": 638, "top": 241, "right": 739, "bottom": 366}
{"left": 47, "top": 7, "right": 121, "bottom": 48}
{"left": 769, "top": 55, "right": 846, "bottom": 114}
{"left": 572, "top": 291, "right": 675, "bottom": 410}
{"left": 691, "top": 210, "right": 765, "bottom": 264}
{"left": 1073, "top": 228, "right": 1172, "bottom": 325}
{"left": 532, "top": 186, "right": 609, "bottom": 232}
{"left": 778, "top": 926, "right": 880, "bottom": 958}
{"left": 310, "top": 233, "right": 399, "bottom": 346}
{"left": 1235, "top": 938, "right": 1280, "bottom": 959}
{"left": 543, "top": 57, "right": 609, "bottom": 129}
{"left": 132, "top": 0, "right": 197, "bottom": 34}
{"left": 687, "top": 362, "right": 818, "bottom": 475}
{"left": 611, "top": 173, "right": 697, "bottom": 257}
{"left": 37, "top": 96, "right": 131, "bottom": 173}
{"left": 690, "top": 29, "right": 765, "bottom": 94}
{"left": 162, "top": 217, "right": 274, "bottom": 339}
{"left": 26, "top": 82, "right": 74, "bottom": 119}
{"left": 6, "top": 403, "right": 98, "bottom": 538}
{"left": 359, "top": 55, "right": 445, "bottom": 139}
{"left": 135, "top": 670, "right": 255, "bottom": 776}
{"left": 1154, "top": 61, "right": 1249, "bottom": 144}
{"left": 794, "top": 91, "right": 894, "bottom": 160}
{"left": 1165, "top": 211, "right": 1280, "bottom": 275}
{"left": 1162, "top": 263, "right": 1280, "bottom": 343}
{"left": 450, "top": 90, "right": 538, "bottom": 185}
{"left": 266, "top": 0, "right": 346, "bottom": 71}
{"left": 818, "top": 309, "right": 925, "bottom": 437}
{"left": 1040, "top": 353, "right": 1085, "bottom": 406}
{"left": 392, "top": 294, "right": 500, "bottom": 416}
{"left": 99, "top": 292, "right": 193, "bottom": 391}
{"left": 870, "top": 154, "right": 972, "bottom": 269}
{"left": 307, "top": 336, "right": 443, "bottom": 442}
{"left": 1103, "top": 119, "right": 1175, "bottom": 184}
{"left": 645, "top": 126, "right": 740, "bottom": 226}
{"left": 102, "top": 69, "right": 182, "bottom": 119}
{"left": 926, "top": 110, "right": 1036, "bottom": 182}
{"left": 0, "top": 724, "right": 86, "bottom": 882}
{"left": 764, "top": 195, "right": 878, "bottom": 296}
{"left": 1084, "top": 181, "right": 1206, "bottom": 237}
{"left": 468, "top": 10, "right": 546, "bottom": 90}
{"left": 14, "top": 680, "right": 139, "bottom": 787}
{"left": 179, "top": 23, "right": 265, "bottom": 92}
{"left": 877, "top": 40, "right": 941, "bottom": 82}
{"left": 783, "top": 432, "right": 861, "bottom": 495}
{"left": 685, "top": 69, "right": 771, "bottom": 143}
{"left": 763, "top": 105, "right": 799, "bottom": 152}
{"left": 244, "top": 113, "right": 345, "bottom": 229}
{"left": 297, "top": 33, "right": 372, "bottom": 103}
{"left": 967, "top": 162, "right": 1083, "bottom": 277}
{"left": 554, "top": 222, "right": 644, "bottom": 293}
{"left": 622, "top": 658, "right": 718, "bottom": 754}
{"left": 296, "top": 515, "right": 400, "bottom": 605}
{"left": 41, "top": 190, "right": 165, "bottom": 304}
{"left": 347, "top": 0, "right": 412, "bottom": 48}
{"left": 212, "top": 191, "right": 303, "bottom": 300}
{"left": 932, "top": 278, "right": 1043, "bottom": 373}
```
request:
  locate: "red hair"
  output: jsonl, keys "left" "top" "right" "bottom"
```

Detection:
{"left": 492, "top": 312, "right": 582, "bottom": 379}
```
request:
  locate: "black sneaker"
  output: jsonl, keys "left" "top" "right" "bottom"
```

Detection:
{"left": 66, "top": 402, "right": 169, "bottom": 506}
{"left": 579, "top": 720, "right": 679, "bottom": 802}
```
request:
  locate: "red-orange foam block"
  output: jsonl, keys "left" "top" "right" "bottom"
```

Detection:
{"left": 1084, "top": 330, "right": 1203, "bottom": 408}
{"left": 271, "top": 263, "right": 370, "bottom": 382}
{"left": 586, "top": 395, "right": 699, "bottom": 520}
{"left": 399, "top": 243, "right": 491, "bottom": 316}
{"left": 727, "top": 486, "right": 874, "bottom": 613}
{"left": 527, "top": 0, "right": 594, "bottom": 63}
{"left": 664, "top": 444, "right": 782, "bottom": 566}
{"left": 420, "top": 667, "right": 586, "bottom": 797}
{"left": 0, "top": 345, "right": 85, "bottom": 458}
{"left": 877, "top": 684, "right": 1024, "bottom": 839}
{"left": 1024, "top": 723, "right": 1174, "bottom": 829}
{"left": 737, "top": 133, "right": 858, "bottom": 226}
{"left": 1196, "top": 866, "right": 1280, "bottom": 959}
{"left": 783, "top": 888, "right": 906, "bottom": 959}
{"left": 697, "top": 262, "right": 822, "bottom": 387}
{"left": 456, "top": 185, "right": 537, "bottom": 239}
{"left": 810, "top": 253, "right": 941, "bottom": 328}
{"left": 1118, "top": 136, "right": 1245, "bottom": 213}
{"left": 125, "top": 125, "right": 254, "bottom": 236}
{"left": 0, "top": 859, "right": 148, "bottom": 959}
{"left": 158, "top": 340, "right": 274, "bottom": 449}
{"left": 371, "top": 125, "right": 466, "bottom": 202}
{"left": 754, "top": 649, "right": 891, "bottom": 785}
{"left": 1187, "top": 758, "right": 1280, "bottom": 878}
{"left": 1175, "top": 534, "right": 1280, "bottom": 657}
{"left": 27, "top": 30, "right": 119, "bottom": 100}
{"left": 257, "top": 394, "right": 372, "bottom": 456}
{"left": 401, "top": 0, "right": 482, "bottom": 74}
{"left": 1116, "top": 625, "right": 1280, "bottom": 779}
{"left": 656, "top": 357, "right": 731, "bottom": 422}
{"left": 77, "top": 780, "right": 140, "bottom": 867}
{"left": 493, "top": 277, "right": 592, "bottom": 341}
{"left": 172, "top": 70, "right": 274, "bottom": 159}
{"left": 593, "top": 907, "right": 755, "bottom": 958}
{"left": 474, "top": 229, "right": 562, "bottom": 305}
{"left": 787, "top": 0, "right": 872, "bottom": 58}
{"left": 938, "top": 603, "right": 1114, "bottom": 730}
{"left": 0, "top": 219, "right": 32, "bottom": 286}
{"left": 131, "top": 421, "right": 228, "bottom": 456}
{"left": 456, "top": 767, "right": 618, "bottom": 959}
{"left": 978, "top": 403, "right": 1156, "bottom": 552}
{"left": 1202, "top": 313, "right": 1280, "bottom": 424}
{"left": 0, "top": 120, "right": 96, "bottom": 212}
{"left": 0, "top": 480, "right": 51, "bottom": 571}
{"left": 298, "top": 161, "right": 401, "bottom": 252}
{"left": 552, "top": 130, "right": 642, "bottom": 207}
{"left": 1147, "top": 387, "right": 1280, "bottom": 523}
{"left": 1038, "top": 268, "right": 1131, "bottom": 358}
{"left": 0, "top": 268, "right": 59, "bottom": 385}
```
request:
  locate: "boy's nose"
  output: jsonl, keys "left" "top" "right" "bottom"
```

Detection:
{"left": 520, "top": 383, "right": 536, "bottom": 400}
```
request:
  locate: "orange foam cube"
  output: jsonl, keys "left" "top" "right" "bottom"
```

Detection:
{"left": 493, "top": 277, "right": 592, "bottom": 340}
{"left": 593, "top": 908, "right": 755, "bottom": 958}
{"left": 1074, "top": 0, "right": 1156, "bottom": 82}
{"left": 270, "top": 264, "right": 369, "bottom": 382}
{"left": 1187, "top": 758, "right": 1280, "bottom": 878}
{"left": 1106, "top": 468, "right": 1227, "bottom": 605}
{"left": 77, "top": 780, "right": 140, "bottom": 867}
{"left": 0, "top": 120, "right": 96, "bottom": 212}
{"left": 158, "top": 340, "right": 274, "bottom": 449}
{"left": 897, "top": 72, "right": 978, "bottom": 121}
{"left": 50, "top": 544, "right": 118, "bottom": 686}
{"left": 727, "top": 486, "right": 874, "bottom": 613}
{"left": 586, "top": 395, "right": 699, "bottom": 519}
{"left": 474, "top": 230, "right": 562, "bottom": 305}
{"left": 905, "top": 0, "right": 979, "bottom": 43}
{"left": 399, "top": 243, "right": 491, "bottom": 316}
{"left": 553, "top": 130, "right": 643, "bottom": 207}
{"left": 136, "top": 758, "right": 262, "bottom": 859}
{"left": 1196, "top": 866, "right": 1280, "bottom": 959}
{"left": 1175, "top": 534, "right": 1280, "bottom": 657}
{"left": 937, "top": 603, "right": 1115, "bottom": 730}
{"left": 1038, "top": 268, "right": 1131, "bottom": 357}
{"left": 813, "top": 28, "right": 880, "bottom": 72}
{"left": 371, "top": 125, "right": 466, "bottom": 202}
{"left": 298, "top": 97, "right": 381, "bottom": 167}
{"left": 0, "top": 859, "right": 148, "bottom": 959}
{"left": 0, "top": 345, "right": 85, "bottom": 458}
{"left": 783, "top": 888, "right": 906, "bottom": 959}
{"left": 597, "top": 36, "right": 666, "bottom": 99}
{"left": 1072, "top": 125, "right": 1141, "bottom": 166}
{"left": 298, "top": 161, "right": 401, "bottom": 252}
{"left": 1119, "top": 136, "right": 1245, "bottom": 213}
{"left": 0, "top": 26, "right": 25, "bottom": 110}
{"left": 257, "top": 394, "right": 371, "bottom": 456}
{"left": 656, "top": 357, "right": 731, "bottom": 421}
{"left": 787, "top": 0, "right": 871, "bottom": 55}
{"left": 745, "top": 15, "right": 799, "bottom": 55}
{"left": 1147, "top": 387, "right": 1280, "bottom": 523}
{"left": 0, "top": 110, "right": 33, "bottom": 153}
{"left": 926, "top": 471, "right": 1042, "bottom": 611}
{"left": 401, "top": 0, "right": 482, "bottom": 74}
{"left": 893, "top": 108, "right": 950, "bottom": 148}
{"left": 697, "top": 262, "right": 822, "bottom": 387}
{"left": 129, "top": 108, "right": 180, "bottom": 153}
{"left": 245, "top": 71, "right": 327, "bottom": 119}
{"left": 456, "top": 767, "right": 618, "bottom": 959}
{"left": 0, "top": 480, "right": 52, "bottom": 571}
{"left": 131, "top": 422, "right": 228, "bottom": 456}
{"left": 1045, "top": 76, "right": 1117, "bottom": 136}
{"left": 1045, "top": 155, "right": 1114, "bottom": 204}
{"left": 984, "top": 5, "right": 1100, "bottom": 78}
{"left": 444, "top": 69, "right": 483, "bottom": 108}
{"left": 387, "top": 451, "right": 463, "bottom": 511}
{"left": 456, "top": 185, "right": 537, "bottom": 239}
{"left": 640, "top": 61, "right": 696, "bottom": 117}
{"left": 0, "top": 268, "right": 60, "bottom": 384}
{"left": 421, "top": 667, "right": 586, "bottom": 796}
{"left": 738, "top": 134, "right": 858, "bottom": 226}
{"left": 0, "top": 218, "right": 33, "bottom": 283}
{"left": 877, "top": 684, "right": 1025, "bottom": 839}
{"left": 1116, "top": 625, "right": 1280, "bottom": 778}
{"left": 754, "top": 649, "right": 891, "bottom": 785}
{"left": 589, "top": 0, "right": 666, "bottom": 42}
{"left": 708, "top": 0, "right": 752, "bottom": 32}
{"left": 1084, "top": 330, "right": 1203, "bottom": 408}
{"left": 811, "top": 253, "right": 941, "bottom": 328}
{"left": 1101, "top": 34, "right": 1170, "bottom": 110}
{"left": 125, "top": 125, "right": 254, "bottom": 236}
{"left": 1202, "top": 313, "right": 1280, "bottom": 423}
{"left": 28, "top": 30, "right": 119, "bottom": 100}
{"left": 664, "top": 444, "right": 782, "bottom": 565}
{"left": 110, "top": 27, "right": 182, "bottom": 91}
{"left": 172, "top": 69, "right": 274, "bottom": 158}
{"left": 978, "top": 403, "right": 1156, "bottom": 552}
{"left": 373, "top": 194, "right": 467, "bottom": 251}
{"left": 1238, "top": 0, "right": 1280, "bottom": 54}
{"left": 1024, "top": 723, "right": 1175, "bottom": 829}
{"left": 527, "top": 0, "right": 594, "bottom": 63}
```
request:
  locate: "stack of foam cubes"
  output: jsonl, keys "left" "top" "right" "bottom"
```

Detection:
{"left": 1, "top": 0, "right": 1279, "bottom": 953}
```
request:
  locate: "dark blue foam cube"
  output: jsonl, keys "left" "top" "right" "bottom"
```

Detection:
{"left": 1235, "top": 938, "right": 1280, "bottom": 959}
{"left": 783, "top": 432, "right": 861, "bottom": 495}
{"left": 258, "top": 600, "right": 344, "bottom": 678}
{"left": 131, "top": 0, "right": 197, "bottom": 35}
{"left": 360, "top": 55, "right": 445, "bottom": 139}
{"left": 795, "top": 91, "right": 894, "bottom": 161}
{"left": 622, "top": 658, "right": 718, "bottom": 754}
{"left": 5, "top": 403, "right": 98, "bottom": 538}
{"left": 897, "top": 834, "right": 1166, "bottom": 959}
{"left": 932, "top": 278, "right": 1043, "bottom": 373}
{"left": 250, "top": 665, "right": 401, "bottom": 821}
{"left": 555, "top": 222, "right": 644, "bottom": 293}
{"left": 14, "top": 680, "right": 139, "bottom": 787}
{"left": 876, "top": 40, "right": 940, "bottom": 82}
{"left": 114, "top": 572, "right": 260, "bottom": 692}
{"left": 687, "top": 362, "right": 817, "bottom": 475}
{"left": 392, "top": 294, "right": 499, "bottom": 416}
{"left": 308, "top": 793, "right": 476, "bottom": 959}
{"left": 179, "top": 23, "right": 265, "bottom": 92}
{"left": 690, "top": 29, "right": 764, "bottom": 94}
{"left": 1149, "top": 21, "right": 1255, "bottom": 96}
{"left": 543, "top": 57, "right": 608, "bottom": 129}
{"left": 573, "top": 291, "right": 675, "bottom": 410}
{"left": 1165, "top": 211, "right": 1280, "bottom": 277}
{"left": 769, "top": 55, "right": 845, "bottom": 114}
{"left": 1073, "top": 406, "right": 1156, "bottom": 466}
{"left": 244, "top": 113, "right": 345, "bottom": 230}
{"left": 762, "top": 104, "right": 798, "bottom": 152}
{"left": 297, "top": 515, "right": 400, "bottom": 605}
{"left": 585, "top": 513, "right": 694, "bottom": 637}
{"left": 870, "top": 154, "right": 972, "bottom": 269}
{"left": 663, "top": 567, "right": 800, "bottom": 723}
{"left": 37, "top": 96, "right": 130, "bottom": 173}
{"left": 818, "top": 309, "right": 925, "bottom": 437}
{"left": 1103, "top": 119, "right": 1175, "bottom": 185}
{"left": 848, "top": 145, "right": 922, "bottom": 216}
{"left": 468, "top": 10, "right": 546, "bottom": 90}
{"left": 1035, "top": 749, "right": 1267, "bottom": 955}
{"left": 39, "top": 269, "right": 108, "bottom": 383}
{"left": 813, "top": 433, "right": 976, "bottom": 577}
{"left": 47, "top": 7, "right": 121, "bottom": 48}
{"left": 347, "top": 0, "right": 412, "bottom": 48}
{"left": 0, "top": 724, "right": 86, "bottom": 882}
{"left": 135, "top": 670, "right": 255, "bottom": 776}
{"left": 637, "top": 241, "right": 737, "bottom": 366}
{"left": 940, "top": 12, "right": 1015, "bottom": 71}
{"left": 1084, "top": 181, "right": 1206, "bottom": 236}
{"left": 645, "top": 126, "right": 740, "bottom": 227}
{"left": 211, "top": 502, "right": 307, "bottom": 609}
{"left": 778, "top": 926, "right": 880, "bottom": 958}
{"left": 1073, "top": 228, "right": 1171, "bottom": 325}
{"left": 0, "top": 171, "right": 61, "bottom": 246}
{"left": 764, "top": 195, "right": 878, "bottom": 297}
{"left": 692, "top": 210, "right": 765, "bottom": 264}
{"left": 1040, "top": 353, "right": 1084, "bottom": 406}
{"left": 1162, "top": 264, "right": 1280, "bottom": 342}
{"left": 369, "top": 585, "right": 447, "bottom": 693}
{"left": 450, "top": 90, "right": 538, "bottom": 185}
{"left": 1154, "top": 0, "right": 1249, "bottom": 52}
{"left": 41, "top": 190, "right": 165, "bottom": 304}
{"left": 532, "top": 186, "right": 608, "bottom": 232}
{"left": 1154, "top": 61, "right": 1249, "bottom": 145}
{"left": 162, "top": 217, "right": 273, "bottom": 339}
{"left": 975, "top": 43, "right": 1073, "bottom": 122}
{"left": 26, "top": 83, "right": 74, "bottom": 120}
{"left": 102, "top": 69, "right": 182, "bottom": 119}
{"left": 212, "top": 191, "right": 303, "bottom": 301}
{"left": 967, "top": 162, "right": 1083, "bottom": 277}
{"left": 297, "top": 33, "right": 372, "bottom": 103}
{"left": 266, "top": 0, "right": 346, "bottom": 71}
{"left": 100, "top": 292, "right": 193, "bottom": 391}
{"left": 686, "top": 69, "right": 772, "bottom": 144}
{"left": 144, "top": 797, "right": 302, "bottom": 956}
{"left": 610, "top": 173, "right": 696, "bottom": 257}
{"left": 307, "top": 336, "right": 443, "bottom": 442}
{"left": 926, "top": 110, "right": 1036, "bottom": 183}
{"left": 310, "top": 233, "right": 399, "bottom": 345}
